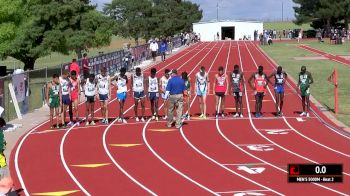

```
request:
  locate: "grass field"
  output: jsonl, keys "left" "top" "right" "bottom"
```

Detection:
{"left": 300, "top": 40, "right": 350, "bottom": 55}
{"left": 0, "top": 36, "right": 143, "bottom": 70}
{"left": 264, "top": 21, "right": 312, "bottom": 30}
{"left": 261, "top": 41, "right": 350, "bottom": 126}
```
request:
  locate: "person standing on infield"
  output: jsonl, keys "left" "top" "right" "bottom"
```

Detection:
{"left": 96, "top": 67, "right": 111, "bottom": 124}
{"left": 131, "top": 67, "right": 146, "bottom": 122}
{"left": 160, "top": 69, "right": 171, "bottom": 120}
{"left": 166, "top": 69, "right": 186, "bottom": 129}
{"left": 298, "top": 66, "right": 314, "bottom": 117}
{"left": 268, "top": 66, "right": 288, "bottom": 117}
{"left": 147, "top": 68, "right": 160, "bottom": 121}
{"left": 213, "top": 66, "right": 229, "bottom": 118}
{"left": 196, "top": 66, "right": 210, "bottom": 119}
{"left": 248, "top": 66, "right": 270, "bottom": 118}
{"left": 150, "top": 40, "right": 159, "bottom": 62}
{"left": 230, "top": 65, "right": 244, "bottom": 118}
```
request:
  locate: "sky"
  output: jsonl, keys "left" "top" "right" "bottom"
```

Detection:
{"left": 91, "top": 0, "right": 296, "bottom": 21}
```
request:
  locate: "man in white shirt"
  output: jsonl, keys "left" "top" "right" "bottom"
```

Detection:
{"left": 150, "top": 40, "right": 159, "bottom": 62}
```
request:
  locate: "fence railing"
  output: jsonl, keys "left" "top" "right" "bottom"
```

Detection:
{"left": 0, "top": 36, "right": 182, "bottom": 122}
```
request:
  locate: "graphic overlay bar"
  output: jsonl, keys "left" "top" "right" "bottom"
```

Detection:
{"left": 288, "top": 164, "right": 342, "bottom": 183}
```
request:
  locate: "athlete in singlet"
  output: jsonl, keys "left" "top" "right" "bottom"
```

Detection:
{"left": 230, "top": 64, "right": 244, "bottom": 118}
{"left": 46, "top": 74, "right": 61, "bottom": 128}
{"left": 182, "top": 71, "right": 191, "bottom": 120}
{"left": 297, "top": 66, "right": 314, "bottom": 117}
{"left": 70, "top": 70, "right": 80, "bottom": 125}
{"left": 160, "top": 69, "right": 171, "bottom": 120}
{"left": 196, "top": 66, "right": 210, "bottom": 119}
{"left": 84, "top": 74, "right": 97, "bottom": 126}
{"left": 131, "top": 67, "right": 145, "bottom": 122}
{"left": 213, "top": 66, "right": 228, "bottom": 118}
{"left": 115, "top": 67, "right": 128, "bottom": 124}
{"left": 60, "top": 70, "right": 72, "bottom": 127}
{"left": 147, "top": 68, "right": 159, "bottom": 121}
{"left": 96, "top": 67, "right": 111, "bottom": 124}
{"left": 248, "top": 66, "right": 269, "bottom": 118}
{"left": 268, "top": 66, "right": 288, "bottom": 117}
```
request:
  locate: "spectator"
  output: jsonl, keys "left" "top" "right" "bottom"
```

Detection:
{"left": 82, "top": 53, "right": 90, "bottom": 81}
{"left": 69, "top": 58, "right": 80, "bottom": 78}
{"left": 123, "top": 43, "right": 133, "bottom": 71}
{"left": 166, "top": 69, "right": 186, "bottom": 129}
{"left": 150, "top": 40, "right": 159, "bottom": 62}
{"left": 159, "top": 39, "right": 168, "bottom": 62}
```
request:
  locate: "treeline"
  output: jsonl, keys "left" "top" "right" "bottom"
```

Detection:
{"left": 0, "top": 0, "right": 202, "bottom": 70}
{"left": 293, "top": 0, "right": 350, "bottom": 31}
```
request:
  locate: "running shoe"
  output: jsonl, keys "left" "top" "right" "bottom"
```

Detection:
{"left": 240, "top": 114, "right": 244, "bottom": 118}
{"left": 141, "top": 117, "right": 145, "bottom": 122}
{"left": 199, "top": 114, "right": 204, "bottom": 118}
{"left": 101, "top": 119, "right": 105, "bottom": 124}
{"left": 56, "top": 125, "right": 60, "bottom": 129}
{"left": 122, "top": 119, "right": 128, "bottom": 124}
{"left": 155, "top": 116, "right": 159, "bottom": 121}
{"left": 135, "top": 117, "right": 140, "bottom": 122}
{"left": 152, "top": 115, "right": 155, "bottom": 120}
{"left": 90, "top": 121, "right": 96, "bottom": 126}
{"left": 162, "top": 116, "right": 168, "bottom": 120}
{"left": 306, "top": 113, "right": 310, "bottom": 117}
{"left": 221, "top": 113, "right": 225, "bottom": 118}
{"left": 67, "top": 121, "right": 74, "bottom": 127}
{"left": 105, "top": 119, "right": 109, "bottom": 124}
{"left": 75, "top": 121, "right": 80, "bottom": 126}
{"left": 117, "top": 118, "right": 122, "bottom": 123}
{"left": 300, "top": 112, "right": 306, "bottom": 117}
{"left": 187, "top": 115, "right": 190, "bottom": 120}
{"left": 233, "top": 113, "right": 240, "bottom": 118}
{"left": 85, "top": 121, "right": 89, "bottom": 126}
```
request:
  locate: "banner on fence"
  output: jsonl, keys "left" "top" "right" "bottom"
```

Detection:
{"left": 12, "top": 73, "right": 25, "bottom": 102}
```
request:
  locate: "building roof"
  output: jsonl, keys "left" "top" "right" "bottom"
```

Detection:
{"left": 193, "top": 19, "right": 263, "bottom": 25}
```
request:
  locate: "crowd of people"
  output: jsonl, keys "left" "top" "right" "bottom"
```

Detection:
{"left": 45, "top": 57, "right": 314, "bottom": 129}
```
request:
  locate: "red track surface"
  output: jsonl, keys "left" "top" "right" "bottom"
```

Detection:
{"left": 298, "top": 44, "right": 350, "bottom": 67}
{"left": 10, "top": 41, "right": 350, "bottom": 196}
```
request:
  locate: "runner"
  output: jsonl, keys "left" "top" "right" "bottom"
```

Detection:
{"left": 84, "top": 74, "right": 97, "bottom": 126}
{"left": 196, "top": 66, "right": 210, "bottom": 119}
{"left": 297, "top": 65, "right": 314, "bottom": 117}
{"left": 96, "top": 67, "right": 111, "bottom": 124}
{"left": 268, "top": 66, "right": 288, "bottom": 117}
{"left": 147, "top": 68, "right": 160, "bottom": 121}
{"left": 160, "top": 69, "right": 171, "bottom": 120}
{"left": 115, "top": 67, "right": 129, "bottom": 124}
{"left": 70, "top": 70, "right": 81, "bottom": 125}
{"left": 182, "top": 71, "right": 191, "bottom": 120}
{"left": 46, "top": 74, "right": 61, "bottom": 128}
{"left": 213, "top": 66, "right": 229, "bottom": 118}
{"left": 230, "top": 64, "right": 244, "bottom": 118}
{"left": 131, "top": 67, "right": 146, "bottom": 122}
{"left": 60, "top": 70, "right": 72, "bottom": 127}
{"left": 248, "top": 66, "right": 270, "bottom": 118}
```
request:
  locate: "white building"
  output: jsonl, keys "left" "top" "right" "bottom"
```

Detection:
{"left": 193, "top": 20, "right": 263, "bottom": 41}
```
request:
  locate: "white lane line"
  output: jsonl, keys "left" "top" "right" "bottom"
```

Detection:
{"left": 242, "top": 41, "right": 349, "bottom": 195}
{"left": 140, "top": 42, "right": 224, "bottom": 194}
{"left": 179, "top": 41, "right": 283, "bottom": 195}
{"left": 103, "top": 42, "right": 219, "bottom": 194}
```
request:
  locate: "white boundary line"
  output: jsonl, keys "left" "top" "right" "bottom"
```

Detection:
{"left": 179, "top": 41, "right": 283, "bottom": 195}
{"left": 14, "top": 42, "right": 205, "bottom": 195}
{"left": 102, "top": 42, "right": 218, "bottom": 194}
{"left": 241, "top": 41, "right": 349, "bottom": 195}
{"left": 246, "top": 42, "right": 350, "bottom": 170}
{"left": 140, "top": 41, "right": 224, "bottom": 194}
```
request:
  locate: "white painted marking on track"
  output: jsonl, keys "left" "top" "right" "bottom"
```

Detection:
{"left": 101, "top": 42, "right": 210, "bottom": 194}
{"left": 296, "top": 117, "right": 305, "bottom": 122}
{"left": 179, "top": 41, "right": 283, "bottom": 196}
{"left": 217, "top": 189, "right": 269, "bottom": 194}
{"left": 243, "top": 41, "right": 349, "bottom": 195}
{"left": 140, "top": 42, "right": 224, "bottom": 195}
{"left": 237, "top": 166, "right": 266, "bottom": 174}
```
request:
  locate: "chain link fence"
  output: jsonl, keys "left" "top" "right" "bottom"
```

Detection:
{"left": 0, "top": 37, "right": 182, "bottom": 122}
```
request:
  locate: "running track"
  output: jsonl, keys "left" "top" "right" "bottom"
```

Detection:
{"left": 10, "top": 41, "right": 350, "bottom": 196}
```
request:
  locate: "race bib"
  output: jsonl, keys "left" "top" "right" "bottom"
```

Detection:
{"left": 257, "top": 81, "right": 263, "bottom": 86}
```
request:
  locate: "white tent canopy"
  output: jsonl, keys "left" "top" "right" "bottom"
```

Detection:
{"left": 193, "top": 20, "right": 263, "bottom": 41}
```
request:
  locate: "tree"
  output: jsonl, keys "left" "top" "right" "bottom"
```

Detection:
{"left": 104, "top": 0, "right": 153, "bottom": 45}
{"left": 0, "top": 0, "right": 114, "bottom": 70}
